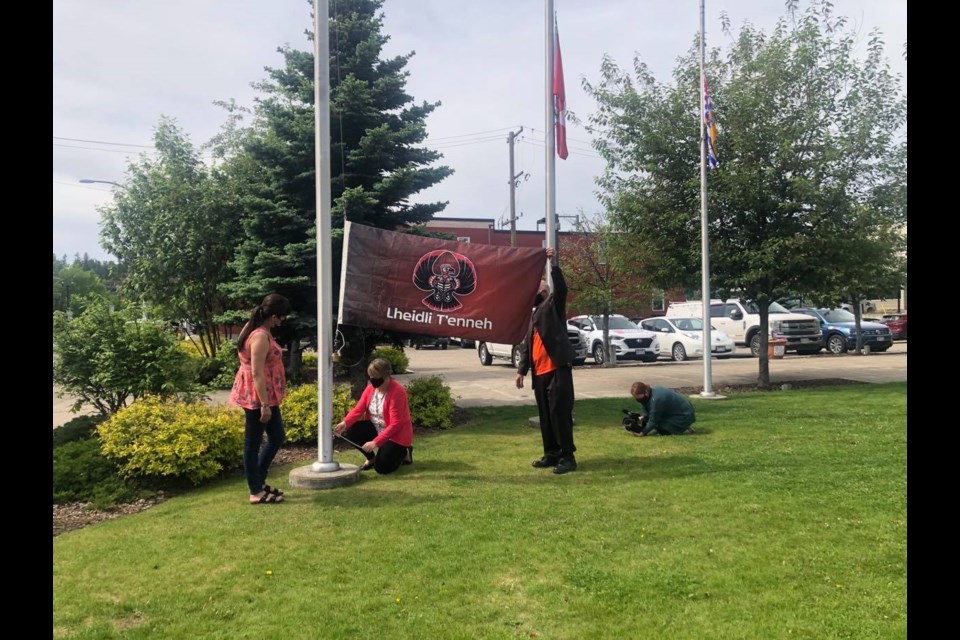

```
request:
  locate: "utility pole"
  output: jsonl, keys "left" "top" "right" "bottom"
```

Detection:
{"left": 507, "top": 126, "right": 524, "bottom": 247}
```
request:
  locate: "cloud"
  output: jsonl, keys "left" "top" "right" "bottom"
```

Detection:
{"left": 53, "top": 0, "right": 907, "bottom": 262}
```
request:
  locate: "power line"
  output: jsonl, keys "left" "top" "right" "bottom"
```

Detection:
{"left": 53, "top": 143, "right": 152, "bottom": 154}
{"left": 425, "top": 135, "right": 506, "bottom": 150}
{"left": 426, "top": 126, "right": 520, "bottom": 142}
{"left": 53, "top": 136, "right": 154, "bottom": 149}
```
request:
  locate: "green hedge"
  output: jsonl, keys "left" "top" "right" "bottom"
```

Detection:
{"left": 97, "top": 395, "right": 244, "bottom": 485}
{"left": 406, "top": 376, "right": 456, "bottom": 430}
{"left": 281, "top": 383, "right": 355, "bottom": 444}
{"left": 370, "top": 346, "right": 410, "bottom": 374}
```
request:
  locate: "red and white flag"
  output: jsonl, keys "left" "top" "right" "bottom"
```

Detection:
{"left": 553, "top": 18, "right": 568, "bottom": 160}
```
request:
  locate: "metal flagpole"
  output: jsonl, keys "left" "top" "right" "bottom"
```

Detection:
{"left": 545, "top": 0, "right": 557, "bottom": 279}
{"left": 312, "top": 0, "right": 340, "bottom": 471}
{"left": 698, "top": 0, "right": 717, "bottom": 398}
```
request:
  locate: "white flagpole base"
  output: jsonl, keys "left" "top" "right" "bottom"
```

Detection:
{"left": 289, "top": 463, "right": 361, "bottom": 490}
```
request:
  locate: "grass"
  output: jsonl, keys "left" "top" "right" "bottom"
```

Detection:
{"left": 53, "top": 382, "right": 906, "bottom": 639}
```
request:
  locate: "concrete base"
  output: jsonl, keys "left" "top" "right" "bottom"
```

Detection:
{"left": 288, "top": 463, "right": 361, "bottom": 490}
{"left": 692, "top": 393, "right": 727, "bottom": 401}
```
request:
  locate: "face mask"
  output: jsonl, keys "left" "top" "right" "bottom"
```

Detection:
{"left": 369, "top": 377, "right": 385, "bottom": 388}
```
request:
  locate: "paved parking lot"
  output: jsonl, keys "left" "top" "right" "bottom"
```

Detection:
{"left": 394, "top": 340, "right": 907, "bottom": 407}
{"left": 53, "top": 341, "right": 907, "bottom": 426}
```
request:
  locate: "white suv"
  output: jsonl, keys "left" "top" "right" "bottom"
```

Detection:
{"left": 568, "top": 314, "right": 660, "bottom": 364}
{"left": 477, "top": 323, "right": 588, "bottom": 368}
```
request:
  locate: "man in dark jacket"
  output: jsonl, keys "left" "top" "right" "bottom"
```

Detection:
{"left": 628, "top": 382, "right": 696, "bottom": 436}
{"left": 516, "top": 247, "right": 578, "bottom": 474}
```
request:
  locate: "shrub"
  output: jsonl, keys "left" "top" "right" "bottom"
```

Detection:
{"left": 301, "top": 352, "right": 318, "bottom": 368}
{"left": 53, "top": 437, "right": 140, "bottom": 508}
{"left": 53, "top": 299, "right": 196, "bottom": 415}
{"left": 406, "top": 375, "right": 456, "bottom": 430}
{"left": 371, "top": 346, "right": 409, "bottom": 374}
{"left": 97, "top": 395, "right": 244, "bottom": 485}
{"left": 52, "top": 414, "right": 107, "bottom": 448}
{"left": 281, "top": 383, "right": 355, "bottom": 444}
{"left": 206, "top": 339, "right": 240, "bottom": 390}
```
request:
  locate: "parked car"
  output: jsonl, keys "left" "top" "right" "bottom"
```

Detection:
{"left": 568, "top": 314, "right": 659, "bottom": 364}
{"left": 667, "top": 299, "right": 822, "bottom": 357}
{"left": 409, "top": 335, "right": 450, "bottom": 350}
{"left": 792, "top": 307, "right": 893, "bottom": 354}
{"left": 477, "top": 323, "right": 588, "bottom": 367}
{"left": 637, "top": 316, "right": 736, "bottom": 361}
{"left": 880, "top": 313, "right": 907, "bottom": 340}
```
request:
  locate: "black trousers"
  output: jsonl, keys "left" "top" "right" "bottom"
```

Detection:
{"left": 341, "top": 420, "right": 409, "bottom": 475}
{"left": 532, "top": 365, "right": 576, "bottom": 459}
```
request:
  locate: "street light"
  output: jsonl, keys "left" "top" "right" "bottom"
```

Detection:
{"left": 79, "top": 179, "right": 122, "bottom": 187}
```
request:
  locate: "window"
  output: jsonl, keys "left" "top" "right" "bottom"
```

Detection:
{"left": 457, "top": 236, "right": 471, "bottom": 243}
{"left": 709, "top": 304, "right": 726, "bottom": 318}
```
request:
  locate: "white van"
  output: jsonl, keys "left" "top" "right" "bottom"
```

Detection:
{"left": 666, "top": 299, "right": 821, "bottom": 357}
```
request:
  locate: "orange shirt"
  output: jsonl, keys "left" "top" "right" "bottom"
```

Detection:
{"left": 531, "top": 329, "right": 557, "bottom": 376}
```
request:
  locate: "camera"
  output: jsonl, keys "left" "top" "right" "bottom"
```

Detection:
{"left": 621, "top": 409, "right": 644, "bottom": 433}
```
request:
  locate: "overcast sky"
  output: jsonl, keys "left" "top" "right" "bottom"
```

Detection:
{"left": 53, "top": 0, "right": 906, "bottom": 262}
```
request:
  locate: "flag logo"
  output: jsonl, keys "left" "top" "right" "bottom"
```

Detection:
{"left": 412, "top": 250, "right": 477, "bottom": 312}
{"left": 704, "top": 77, "right": 719, "bottom": 169}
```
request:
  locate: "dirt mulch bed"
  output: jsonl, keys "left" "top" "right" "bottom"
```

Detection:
{"left": 52, "top": 382, "right": 857, "bottom": 537}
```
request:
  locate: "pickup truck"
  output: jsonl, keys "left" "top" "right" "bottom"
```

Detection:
{"left": 666, "top": 299, "right": 822, "bottom": 357}
{"left": 477, "top": 324, "right": 588, "bottom": 368}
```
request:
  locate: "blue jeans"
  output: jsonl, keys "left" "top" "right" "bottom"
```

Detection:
{"left": 243, "top": 406, "right": 286, "bottom": 494}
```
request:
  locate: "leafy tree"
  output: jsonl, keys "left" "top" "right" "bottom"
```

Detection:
{"left": 561, "top": 212, "right": 656, "bottom": 366}
{"left": 99, "top": 117, "right": 239, "bottom": 357}
{"left": 53, "top": 261, "right": 109, "bottom": 316}
{"left": 585, "top": 0, "right": 906, "bottom": 386}
{"left": 53, "top": 298, "right": 196, "bottom": 416}
{"left": 218, "top": 0, "right": 453, "bottom": 389}
{"left": 804, "top": 206, "right": 906, "bottom": 351}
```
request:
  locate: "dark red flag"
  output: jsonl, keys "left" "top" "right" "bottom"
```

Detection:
{"left": 338, "top": 222, "right": 547, "bottom": 345}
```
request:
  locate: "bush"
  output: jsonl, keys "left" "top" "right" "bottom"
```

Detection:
{"left": 371, "top": 346, "right": 410, "bottom": 374}
{"left": 97, "top": 395, "right": 245, "bottom": 485}
{"left": 177, "top": 337, "right": 239, "bottom": 389}
{"left": 53, "top": 437, "right": 141, "bottom": 508}
{"left": 206, "top": 339, "right": 240, "bottom": 390}
{"left": 53, "top": 299, "right": 196, "bottom": 415}
{"left": 406, "top": 375, "right": 456, "bottom": 430}
{"left": 52, "top": 414, "right": 107, "bottom": 448}
{"left": 281, "top": 383, "right": 355, "bottom": 444}
{"left": 301, "top": 352, "right": 318, "bottom": 368}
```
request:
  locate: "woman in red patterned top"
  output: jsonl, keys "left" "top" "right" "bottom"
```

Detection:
{"left": 229, "top": 293, "right": 292, "bottom": 504}
{"left": 333, "top": 358, "right": 414, "bottom": 474}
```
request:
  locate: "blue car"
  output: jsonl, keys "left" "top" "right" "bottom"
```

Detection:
{"left": 793, "top": 308, "right": 893, "bottom": 354}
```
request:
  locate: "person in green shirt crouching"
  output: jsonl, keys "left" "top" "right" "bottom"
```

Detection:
{"left": 627, "top": 382, "right": 696, "bottom": 436}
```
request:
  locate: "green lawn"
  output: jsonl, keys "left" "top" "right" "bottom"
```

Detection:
{"left": 53, "top": 382, "right": 907, "bottom": 639}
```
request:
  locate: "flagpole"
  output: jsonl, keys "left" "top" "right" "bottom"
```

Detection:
{"left": 698, "top": 0, "right": 716, "bottom": 398}
{"left": 312, "top": 0, "right": 340, "bottom": 471}
{"left": 545, "top": 0, "right": 557, "bottom": 274}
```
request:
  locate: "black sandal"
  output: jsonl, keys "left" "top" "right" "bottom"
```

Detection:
{"left": 263, "top": 484, "right": 284, "bottom": 497}
{"left": 359, "top": 460, "right": 375, "bottom": 471}
{"left": 251, "top": 492, "right": 283, "bottom": 504}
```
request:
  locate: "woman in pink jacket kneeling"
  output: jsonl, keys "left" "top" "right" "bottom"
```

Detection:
{"left": 333, "top": 358, "right": 414, "bottom": 474}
